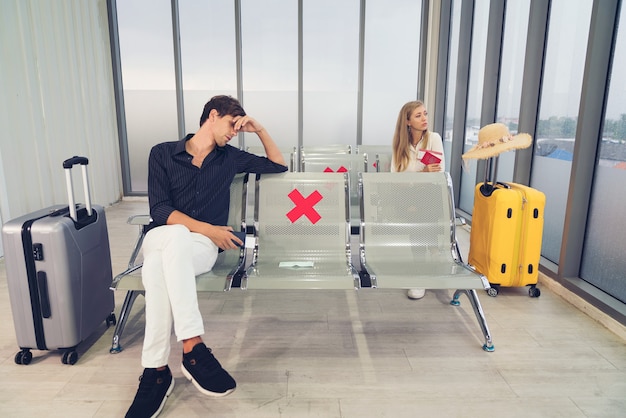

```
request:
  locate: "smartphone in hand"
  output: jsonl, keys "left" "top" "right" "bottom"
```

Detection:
{"left": 230, "top": 230, "right": 246, "bottom": 248}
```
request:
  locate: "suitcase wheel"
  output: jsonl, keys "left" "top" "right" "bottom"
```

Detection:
{"left": 528, "top": 285, "right": 541, "bottom": 298}
{"left": 486, "top": 285, "right": 499, "bottom": 297}
{"left": 106, "top": 313, "right": 117, "bottom": 327}
{"left": 62, "top": 350, "right": 78, "bottom": 365}
{"left": 15, "top": 349, "right": 33, "bottom": 365}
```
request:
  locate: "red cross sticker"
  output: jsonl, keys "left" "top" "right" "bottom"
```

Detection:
{"left": 286, "top": 189, "right": 323, "bottom": 224}
{"left": 323, "top": 166, "right": 348, "bottom": 173}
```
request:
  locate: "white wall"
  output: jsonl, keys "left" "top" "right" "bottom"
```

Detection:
{"left": 0, "top": 0, "right": 122, "bottom": 257}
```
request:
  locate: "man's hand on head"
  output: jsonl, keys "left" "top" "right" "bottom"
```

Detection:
{"left": 233, "top": 115, "right": 264, "bottom": 134}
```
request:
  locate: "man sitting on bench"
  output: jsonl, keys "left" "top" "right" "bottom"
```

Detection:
{"left": 125, "top": 96, "right": 288, "bottom": 418}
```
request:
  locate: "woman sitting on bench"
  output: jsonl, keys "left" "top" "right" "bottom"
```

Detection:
{"left": 391, "top": 100, "right": 446, "bottom": 300}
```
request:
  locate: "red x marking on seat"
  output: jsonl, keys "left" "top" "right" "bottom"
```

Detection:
{"left": 323, "top": 166, "right": 348, "bottom": 173}
{"left": 286, "top": 189, "right": 323, "bottom": 224}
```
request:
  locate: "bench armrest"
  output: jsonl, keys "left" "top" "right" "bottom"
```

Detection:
{"left": 127, "top": 214, "right": 152, "bottom": 225}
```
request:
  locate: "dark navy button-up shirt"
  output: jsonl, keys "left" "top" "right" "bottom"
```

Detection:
{"left": 147, "top": 134, "right": 288, "bottom": 232}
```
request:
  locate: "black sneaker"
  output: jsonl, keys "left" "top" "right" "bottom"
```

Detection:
{"left": 126, "top": 366, "right": 175, "bottom": 418}
{"left": 181, "top": 343, "right": 236, "bottom": 397}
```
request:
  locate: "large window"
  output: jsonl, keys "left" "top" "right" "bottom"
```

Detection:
{"left": 458, "top": 0, "right": 489, "bottom": 214}
{"left": 495, "top": 0, "right": 531, "bottom": 183}
{"left": 115, "top": 0, "right": 424, "bottom": 192}
{"left": 530, "top": 0, "right": 593, "bottom": 263}
{"left": 580, "top": 3, "right": 626, "bottom": 303}
{"left": 302, "top": 0, "right": 360, "bottom": 146}
{"left": 240, "top": 0, "right": 298, "bottom": 151}
{"left": 117, "top": 0, "right": 177, "bottom": 193}
{"left": 442, "top": 0, "right": 461, "bottom": 164}
{"left": 361, "top": 0, "right": 422, "bottom": 146}
{"left": 179, "top": 1, "right": 237, "bottom": 135}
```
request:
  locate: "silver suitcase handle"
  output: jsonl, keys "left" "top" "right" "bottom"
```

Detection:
{"left": 62, "top": 156, "right": 92, "bottom": 222}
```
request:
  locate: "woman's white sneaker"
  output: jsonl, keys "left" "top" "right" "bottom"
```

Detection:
{"left": 407, "top": 288, "right": 426, "bottom": 300}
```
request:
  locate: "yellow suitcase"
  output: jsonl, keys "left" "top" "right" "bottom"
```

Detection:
{"left": 468, "top": 182, "right": 545, "bottom": 297}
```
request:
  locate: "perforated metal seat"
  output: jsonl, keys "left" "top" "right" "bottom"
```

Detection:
{"left": 370, "top": 153, "right": 392, "bottom": 172}
{"left": 300, "top": 153, "right": 368, "bottom": 229}
{"left": 355, "top": 145, "right": 392, "bottom": 172}
{"left": 108, "top": 174, "right": 249, "bottom": 353}
{"left": 301, "top": 144, "right": 352, "bottom": 155}
{"left": 243, "top": 172, "right": 360, "bottom": 290}
{"left": 358, "top": 172, "right": 494, "bottom": 351}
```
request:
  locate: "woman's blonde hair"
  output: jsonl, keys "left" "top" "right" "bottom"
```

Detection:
{"left": 392, "top": 100, "right": 430, "bottom": 172}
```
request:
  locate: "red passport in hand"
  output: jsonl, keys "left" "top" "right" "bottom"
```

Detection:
{"left": 420, "top": 151, "right": 442, "bottom": 165}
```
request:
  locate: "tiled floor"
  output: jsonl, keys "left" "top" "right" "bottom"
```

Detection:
{"left": 0, "top": 199, "right": 625, "bottom": 417}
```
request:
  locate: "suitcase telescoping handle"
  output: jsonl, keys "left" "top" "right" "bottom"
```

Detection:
{"left": 480, "top": 156, "right": 512, "bottom": 196}
{"left": 62, "top": 156, "right": 92, "bottom": 222}
{"left": 480, "top": 157, "right": 499, "bottom": 197}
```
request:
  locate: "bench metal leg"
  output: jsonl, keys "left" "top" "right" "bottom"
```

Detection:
{"left": 110, "top": 290, "right": 144, "bottom": 354}
{"left": 451, "top": 289, "right": 495, "bottom": 352}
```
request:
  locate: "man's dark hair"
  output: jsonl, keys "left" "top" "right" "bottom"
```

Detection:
{"left": 199, "top": 95, "right": 246, "bottom": 126}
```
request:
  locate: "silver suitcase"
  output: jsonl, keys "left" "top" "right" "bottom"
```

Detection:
{"left": 2, "top": 156, "right": 116, "bottom": 365}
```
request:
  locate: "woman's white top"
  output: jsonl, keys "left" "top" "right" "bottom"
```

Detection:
{"left": 391, "top": 132, "right": 445, "bottom": 173}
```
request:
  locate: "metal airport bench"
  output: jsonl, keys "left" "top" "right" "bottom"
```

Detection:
{"left": 243, "top": 172, "right": 360, "bottom": 290}
{"left": 109, "top": 171, "right": 494, "bottom": 354}
{"left": 358, "top": 172, "right": 494, "bottom": 351}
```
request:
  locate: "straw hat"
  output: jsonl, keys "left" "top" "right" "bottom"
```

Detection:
{"left": 462, "top": 123, "right": 532, "bottom": 160}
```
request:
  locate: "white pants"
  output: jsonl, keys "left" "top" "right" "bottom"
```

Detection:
{"left": 141, "top": 224, "right": 219, "bottom": 368}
